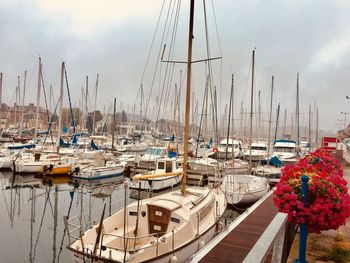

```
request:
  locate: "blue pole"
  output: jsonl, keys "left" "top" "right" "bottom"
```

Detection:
{"left": 294, "top": 175, "right": 309, "bottom": 263}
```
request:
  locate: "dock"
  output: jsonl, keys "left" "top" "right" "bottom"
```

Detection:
{"left": 190, "top": 190, "right": 295, "bottom": 263}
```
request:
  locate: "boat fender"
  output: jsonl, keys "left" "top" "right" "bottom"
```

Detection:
{"left": 169, "top": 256, "right": 178, "bottom": 263}
{"left": 74, "top": 167, "right": 80, "bottom": 175}
{"left": 213, "top": 147, "right": 218, "bottom": 153}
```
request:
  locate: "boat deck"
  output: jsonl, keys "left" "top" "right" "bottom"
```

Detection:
{"left": 199, "top": 192, "right": 280, "bottom": 262}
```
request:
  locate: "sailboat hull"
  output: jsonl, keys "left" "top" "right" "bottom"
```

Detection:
{"left": 69, "top": 224, "right": 220, "bottom": 263}
{"left": 67, "top": 187, "right": 226, "bottom": 263}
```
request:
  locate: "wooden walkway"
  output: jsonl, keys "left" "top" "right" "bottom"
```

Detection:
{"left": 199, "top": 192, "right": 279, "bottom": 263}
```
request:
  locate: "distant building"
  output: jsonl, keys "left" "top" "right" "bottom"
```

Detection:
{"left": 0, "top": 102, "right": 52, "bottom": 130}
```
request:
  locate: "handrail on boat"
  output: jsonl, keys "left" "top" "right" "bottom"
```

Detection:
{"left": 99, "top": 231, "right": 168, "bottom": 254}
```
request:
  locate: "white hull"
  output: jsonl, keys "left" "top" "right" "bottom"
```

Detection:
{"left": 15, "top": 162, "right": 44, "bottom": 173}
{"left": 72, "top": 165, "right": 125, "bottom": 183}
{"left": 223, "top": 174, "right": 270, "bottom": 205}
{"left": 0, "top": 156, "right": 12, "bottom": 169}
{"left": 70, "top": 224, "right": 218, "bottom": 263}
{"left": 130, "top": 175, "right": 182, "bottom": 191}
{"left": 243, "top": 152, "right": 268, "bottom": 161}
{"left": 67, "top": 187, "right": 226, "bottom": 263}
{"left": 216, "top": 150, "right": 240, "bottom": 159}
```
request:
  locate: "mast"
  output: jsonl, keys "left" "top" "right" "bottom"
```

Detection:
{"left": 267, "top": 76, "right": 274, "bottom": 163}
{"left": 35, "top": 57, "right": 42, "bottom": 138}
{"left": 182, "top": 0, "right": 195, "bottom": 195}
{"left": 225, "top": 74, "right": 234, "bottom": 161}
{"left": 112, "top": 98, "right": 116, "bottom": 151}
{"left": 296, "top": 72, "right": 300, "bottom": 145}
{"left": 57, "top": 62, "right": 64, "bottom": 147}
{"left": 315, "top": 107, "right": 319, "bottom": 146}
{"left": 274, "top": 103, "right": 280, "bottom": 143}
{"left": 20, "top": 70, "right": 27, "bottom": 136}
{"left": 92, "top": 73, "right": 99, "bottom": 135}
{"left": 258, "top": 90, "right": 261, "bottom": 139}
{"left": 282, "top": 108, "right": 287, "bottom": 139}
{"left": 248, "top": 49, "right": 255, "bottom": 173}
{"left": 85, "top": 76, "right": 89, "bottom": 132}
{"left": 308, "top": 104, "right": 312, "bottom": 148}
{"left": 15, "top": 79, "right": 19, "bottom": 128}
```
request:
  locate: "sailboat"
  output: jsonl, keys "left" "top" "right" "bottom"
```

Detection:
{"left": 66, "top": 1, "right": 226, "bottom": 261}
{"left": 129, "top": 157, "right": 183, "bottom": 199}
{"left": 223, "top": 50, "right": 269, "bottom": 206}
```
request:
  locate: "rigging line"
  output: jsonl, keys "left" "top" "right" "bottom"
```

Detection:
{"left": 143, "top": 0, "right": 174, "bottom": 125}
{"left": 203, "top": 0, "right": 218, "bottom": 144}
{"left": 100, "top": 101, "right": 112, "bottom": 135}
{"left": 155, "top": 0, "right": 180, "bottom": 128}
{"left": 42, "top": 98, "right": 60, "bottom": 147}
{"left": 136, "top": 0, "right": 166, "bottom": 101}
{"left": 40, "top": 63, "right": 56, "bottom": 147}
{"left": 162, "top": 1, "right": 182, "bottom": 122}
{"left": 195, "top": 78, "right": 209, "bottom": 156}
{"left": 32, "top": 188, "right": 51, "bottom": 262}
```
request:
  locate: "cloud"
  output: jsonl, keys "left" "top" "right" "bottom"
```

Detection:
{"left": 309, "top": 27, "right": 350, "bottom": 70}
{"left": 31, "top": 0, "right": 164, "bottom": 37}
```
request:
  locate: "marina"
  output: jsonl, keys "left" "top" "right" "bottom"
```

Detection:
{"left": 1, "top": 0, "right": 350, "bottom": 262}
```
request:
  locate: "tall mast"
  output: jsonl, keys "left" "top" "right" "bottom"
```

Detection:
{"left": 35, "top": 57, "right": 42, "bottom": 138}
{"left": 258, "top": 90, "right": 261, "bottom": 139}
{"left": 282, "top": 108, "right": 287, "bottom": 139}
{"left": 92, "top": 73, "right": 99, "bottom": 135}
{"left": 112, "top": 98, "right": 116, "bottom": 151}
{"left": 267, "top": 76, "right": 274, "bottom": 163}
{"left": 15, "top": 78, "right": 19, "bottom": 128}
{"left": 85, "top": 76, "right": 89, "bottom": 132}
{"left": 248, "top": 49, "right": 255, "bottom": 173}
{"left": 20, "top": 70, "right": 27, "bottom": 136}
{"left": 274, "top": 103, "right": 280, "bottom": 143}
{"left": 57, "top": 62, "right": 64, "bottom": 147}
{"left": 308, "top": 104, "right": 312, "bottom": 148}
{"left": 182, "top": 0, "right": 195, "bottom": 195}
{"left": 315, "top": 107, "right": 319, "bottom": 146}
{"left": 296, "top": 72, "right": 300, "bottom": 145}
{"left": 225, "top": 74, "right": 234, "bottom": 161}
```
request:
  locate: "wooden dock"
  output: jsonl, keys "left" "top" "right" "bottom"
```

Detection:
{"left": 190, "top": 190, "right": 295, "bottom": 263}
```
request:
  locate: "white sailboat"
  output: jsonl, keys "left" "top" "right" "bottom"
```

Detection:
{"left": 66, "top": 1, "right": 227, "bottom": 261}
{"left": 223, "top": 50, "right": 269, "bottom": 206}
{"left": 129, "top": 158, "right": 183, "bottom": 199}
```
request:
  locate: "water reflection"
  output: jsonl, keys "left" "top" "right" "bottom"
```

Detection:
{"left": 0, "top": 171, "right": 242, "bottom": 262}
{"left": 0, "top": 171, "right": 127, "bottom": 263}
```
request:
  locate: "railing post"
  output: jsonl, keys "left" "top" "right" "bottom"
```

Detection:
{"left": 294, "top": 175, "right": 309, "bottom": 263}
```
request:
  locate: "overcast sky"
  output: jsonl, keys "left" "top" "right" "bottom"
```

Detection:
{"left": 0, "top": 0, "right": 350, "bottom": 135}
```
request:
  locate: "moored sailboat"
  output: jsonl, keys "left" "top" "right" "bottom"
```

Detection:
{"left": 66, "top": 1, "right": 227, "bottom": 261}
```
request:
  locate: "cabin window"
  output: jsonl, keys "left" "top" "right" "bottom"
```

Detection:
{"left": 158, "top": 162, "right": 165, "bottom": 170}
{"left": 129, "top": 211, "right": 137, "bottom": 216}
{"left": 170, "top": 217, "right": 180, "bottom": 223}
{"left": 141, "top": 211, "right": 146, "bottom": 217}
{"left": 155, "top": 211, "right": 163, "bottom": 217}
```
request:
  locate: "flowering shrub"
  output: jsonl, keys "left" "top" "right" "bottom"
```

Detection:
{"left": 274, "top": 148, "right": 350, "bottom": 233}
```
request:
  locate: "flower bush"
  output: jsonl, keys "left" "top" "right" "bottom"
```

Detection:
{"left": 274, "top": 148, "right": 350, "bottom": 233}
